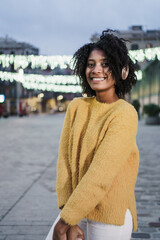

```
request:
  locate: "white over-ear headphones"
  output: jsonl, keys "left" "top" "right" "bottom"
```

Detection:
{"left": 121, "top": 65, "right": 129, "bottom": 80}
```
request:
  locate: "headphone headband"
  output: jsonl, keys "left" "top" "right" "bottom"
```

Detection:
{"left": 122, "top": 65, "right": 129, "bottom": 80}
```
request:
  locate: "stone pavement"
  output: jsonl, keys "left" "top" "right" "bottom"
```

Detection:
{"left": 0, "top": 113, "right": 160, "bottom": 240}
{"left": 131, "top": 119, "right": 160, "bottom": 240}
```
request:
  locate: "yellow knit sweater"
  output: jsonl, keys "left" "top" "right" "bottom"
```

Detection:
{"left": 56, "top": 96, "right": 139, "bottom": 231}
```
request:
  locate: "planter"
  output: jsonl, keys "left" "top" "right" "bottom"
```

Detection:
{"left": 143, "top": 103, "right": 160, "bottom": 125}
{"left": 145, "top": 116, "right": 160, "bottom": 125}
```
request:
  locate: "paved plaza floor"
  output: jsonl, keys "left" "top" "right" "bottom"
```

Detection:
{"left": 0, "top": 113, "right": 160, "bottom": 240}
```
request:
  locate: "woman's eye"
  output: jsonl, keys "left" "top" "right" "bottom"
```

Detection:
{"left": 102, "top": 62, "right": 109, "bottom": 67}
{"left": 87, "top": 63, "right": 94, "bottom": 67}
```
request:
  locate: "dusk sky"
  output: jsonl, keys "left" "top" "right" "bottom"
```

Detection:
{"left": 0, "top": 0, "right": 160, "bottom": 55}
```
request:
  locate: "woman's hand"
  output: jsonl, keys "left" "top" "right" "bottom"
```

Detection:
{"left": 52, "top": 218, "right": 70, "bottom": 240}
{"left": 67, "top": 225, "right": 84, "bottom": 240}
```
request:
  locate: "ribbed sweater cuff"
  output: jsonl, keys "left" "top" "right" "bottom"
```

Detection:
{"left": 60, "top": 210, "right": 79, "bottom": 226}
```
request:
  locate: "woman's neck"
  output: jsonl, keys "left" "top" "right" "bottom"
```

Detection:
{"left": 96, "top": 91, "right": 119, "bottom": 104}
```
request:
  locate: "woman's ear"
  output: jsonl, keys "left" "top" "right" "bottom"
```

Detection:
{"left": 121, "top": 65, "right": 129, "bottom": 80}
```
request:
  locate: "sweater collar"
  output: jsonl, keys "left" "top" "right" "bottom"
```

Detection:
{"left": 92, "top": 96, "right": 124, "bottom": 107}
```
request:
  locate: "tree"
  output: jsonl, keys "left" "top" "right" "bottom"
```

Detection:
{"left": 90, "top": 33, "right": 99, "bottom": 43}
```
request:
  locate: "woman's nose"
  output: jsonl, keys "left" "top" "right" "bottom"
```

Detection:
{"left": 92, "top": 64, "right": 102, "bottom": 73}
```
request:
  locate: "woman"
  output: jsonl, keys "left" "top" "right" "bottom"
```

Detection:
{"left": 49, "top": 30, "right": 139, "bottom": 240}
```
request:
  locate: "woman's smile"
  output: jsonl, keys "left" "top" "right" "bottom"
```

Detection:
{"left": 90, "top": 77, "right": 107, "bottom": 82}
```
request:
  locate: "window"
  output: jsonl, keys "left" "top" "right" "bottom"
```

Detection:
{"left": 131, "top": 44, "right": 139, "bottom": 50}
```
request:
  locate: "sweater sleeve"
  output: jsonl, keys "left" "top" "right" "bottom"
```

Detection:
{"left": 56, "top": 102, "right": 72, "bottom": 210}
{"left": 60, "top": 107, "right": 138, "bottom": 225}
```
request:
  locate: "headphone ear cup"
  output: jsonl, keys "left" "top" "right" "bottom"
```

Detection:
{"left": 122, "top": 65, "right": 129, "bottom": 80}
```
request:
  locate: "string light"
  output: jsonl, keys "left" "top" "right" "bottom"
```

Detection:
{"left": 129, "top": 47, "right": 160, "bottom": 63}
{"left": 0, "top": 54, "right": 73, "bottom": 70}
{"left": 0, "top": 47, "right": 160, "bottom": 71}
{"left": 0, "top": 71, "right": 82, "bottom": 93}
{"left": 135, "top": 70, "right": 142, "bottom": 81}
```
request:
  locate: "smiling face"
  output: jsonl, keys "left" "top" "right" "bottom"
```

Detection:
{"left": 85, "top": 49, "right": 116, "bottom": 95}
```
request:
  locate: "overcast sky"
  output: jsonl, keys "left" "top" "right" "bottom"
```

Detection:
{"left": 0, "top": 0, "right": 160, "bottom": 55}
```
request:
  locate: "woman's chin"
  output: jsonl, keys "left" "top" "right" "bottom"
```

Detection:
{"left": 90, "top": 87, "right": 106, "bottom": 92}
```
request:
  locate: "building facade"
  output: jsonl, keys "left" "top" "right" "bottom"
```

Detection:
{"left": 115, "top": 25, "right": 160, "bottom": 50}
{"left": 0, "top": 36, "right": 39, "bottom": 55}
{"left": 90, "top": 25, "right": 160, "bottom": 50}
{"left": 0, "top": 36, "right": 39, "bottom": 116}
{"left": 131, "top": 60, "right": 160, "bottom": 112}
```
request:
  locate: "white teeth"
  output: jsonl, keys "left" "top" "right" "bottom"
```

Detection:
{"left": 92, "top": 78, "right": 105, "bottom": 81}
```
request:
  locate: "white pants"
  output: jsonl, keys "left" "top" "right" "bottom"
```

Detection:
{"left": 78, "top": 209, "right": 133, "bottom": 240}
{"left": 45, "top": 209, "right": 133, "bottom": 240}
{"left": 45, "top": 214, "right": 60, "bottom": 240}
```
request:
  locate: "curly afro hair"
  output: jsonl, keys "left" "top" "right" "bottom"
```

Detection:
{"left": 73, "top": 30, "right": 137, "bottom": 98}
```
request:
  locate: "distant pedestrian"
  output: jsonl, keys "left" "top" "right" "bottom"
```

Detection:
{"left": 46, "top": 30, "right": 139, "bottom": 240}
